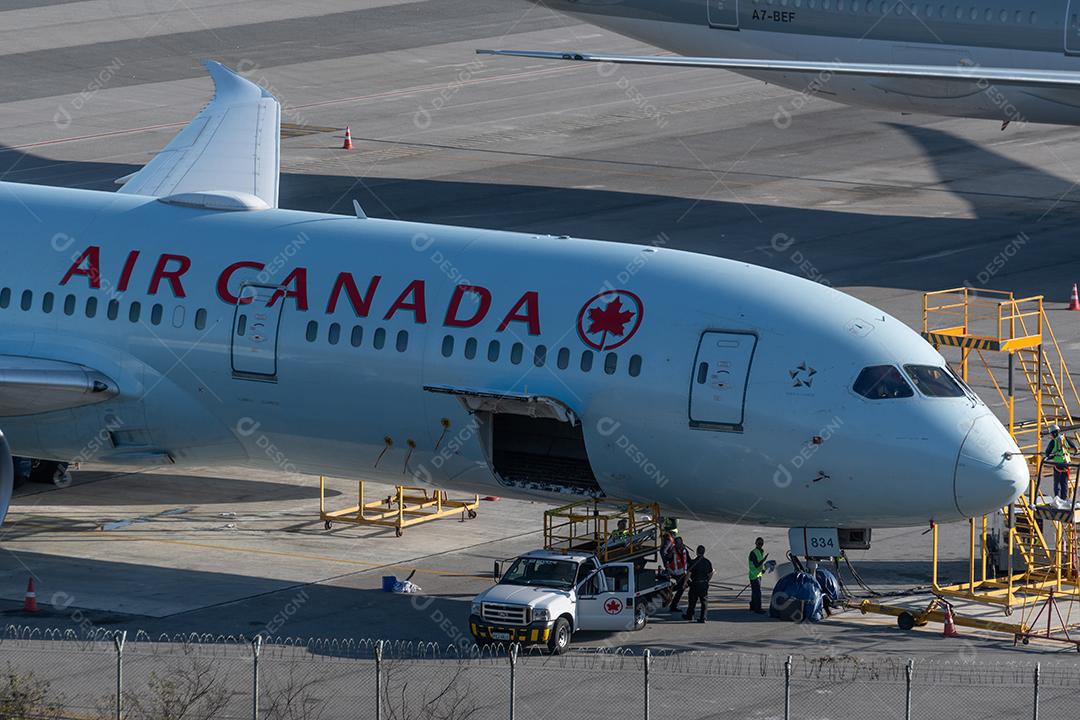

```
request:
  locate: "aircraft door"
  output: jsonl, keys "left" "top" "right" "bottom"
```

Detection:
{"left": 231, "top": 284, "right": 285, "bottom": 379}
{"left": 689, "top": 331, "right": 757, "bottom": 430}
{"left": 707, "top": 0, "right": 739, "bottom": 29}
{"left": 1068, "top": 0, "right": 1080, "bottom": 55}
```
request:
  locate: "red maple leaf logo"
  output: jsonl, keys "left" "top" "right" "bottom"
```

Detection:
{"left": 604, "top": 598, "right": 622, "bottom": 614}
{"left": 587, "top": 298, "right": 635, "bottom": 338}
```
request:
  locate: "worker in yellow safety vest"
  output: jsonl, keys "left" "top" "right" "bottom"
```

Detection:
{"left": 748, "top": 537, "right": 768, "bottom": 615}
{"left": 1045, "top": 425, "right": 1078, "bottom": 501}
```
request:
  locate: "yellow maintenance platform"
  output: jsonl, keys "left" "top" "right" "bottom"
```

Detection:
{"left": 319, "top": 476, "right": 479, "bottom": 537}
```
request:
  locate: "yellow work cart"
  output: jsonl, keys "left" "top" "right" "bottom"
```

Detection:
{"left": 319, "top": 476, "right": 480, "bottom": 537}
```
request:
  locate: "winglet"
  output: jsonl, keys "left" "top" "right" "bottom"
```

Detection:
{"left": 201, "top": 60, "right": 274, "bottom": 103}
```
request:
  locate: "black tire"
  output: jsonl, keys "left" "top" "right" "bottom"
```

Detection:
{"left": 633, "top": 603, "right": 648, "bottom": 631}
{"left": 324, "top": 521, "right": 332, "bottom": 530}
{"left": 467, "top": 509, "right": 477, "bottom": 519}
{"left": 547, "top": 617, "right": 571, "bottom": 655}
{"left": 897, "top": 612, "right": 916, "bottom": 631}
{"left": 30, "top": 460, "right": 58, "bottom": 484}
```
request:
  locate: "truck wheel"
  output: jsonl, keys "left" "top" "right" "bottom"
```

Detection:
{"left": 547, "top": 618, "right": 571, "bottom": 655}
{"left": 634, "top": 604, "right": 648, "bottom": 631}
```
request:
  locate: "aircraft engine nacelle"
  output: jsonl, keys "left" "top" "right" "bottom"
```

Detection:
{"left": 0, "top": 431, "right": 13, "bottom": 527}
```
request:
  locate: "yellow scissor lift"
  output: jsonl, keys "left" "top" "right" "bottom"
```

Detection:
{"left": 543, "top": 498, "right": 662, "bottom": 563}
{"left": 319, "top": 476, "right": 479, "bottom": 537}
{"left": 856, "top": 288, "right": 1080, "bottom": 645}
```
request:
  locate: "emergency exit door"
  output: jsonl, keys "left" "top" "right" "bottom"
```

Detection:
{"left": 707, "top": 0, "right": 739, "bottom": 29}
{"left": 231, "top": 284, "right": 284, "bottom": 379}
{"left": 1068, "top": 1, "right": 1080, "bottom": 55}
{"left": 689, "top": 331, "right": 757, "bottom": 430}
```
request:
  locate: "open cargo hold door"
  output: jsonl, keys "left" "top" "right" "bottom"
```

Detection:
{"left": 425, "top": 386, "right": 604, "bottom": 497}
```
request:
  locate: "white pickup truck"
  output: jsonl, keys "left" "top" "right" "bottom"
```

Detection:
{"left": 469, "top": 549, "right": 673, "bottom": 653}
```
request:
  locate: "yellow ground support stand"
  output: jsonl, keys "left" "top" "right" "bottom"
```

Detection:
{"left": 319, "top": 476, "right": 480, "bottom": 537}
{"left": 544, "top": 498, "right": 661, "bottom": 563}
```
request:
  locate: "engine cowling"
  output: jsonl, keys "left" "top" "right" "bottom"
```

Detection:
{"left": 0, "top": 431, "right": 13, "bottom": 526}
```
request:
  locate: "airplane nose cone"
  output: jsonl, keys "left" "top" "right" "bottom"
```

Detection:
{"left": 954, "top": 415, "right": 1028, "bottom": 517}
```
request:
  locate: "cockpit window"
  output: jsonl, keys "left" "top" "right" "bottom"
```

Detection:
{"left": 853, "top": 365, "right": 914, "bottom": 399}
{"left": 904, "top": 365, "right": 965, "bottom": 398}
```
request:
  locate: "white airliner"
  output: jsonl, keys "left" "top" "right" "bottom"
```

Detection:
{"left": 482, "top": 0, "right": 1080, "bottom": 125}
{"left": 0, "top": 62, "right": 1027, "bottom": 537}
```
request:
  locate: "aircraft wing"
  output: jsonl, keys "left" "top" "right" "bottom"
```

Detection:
{"left": 0, "top": 356, "right": 118, "bottom": 417}
{"left": 117, "top": 61, "right": 281, "bottom": 208}
{"left": 476, "top": 50, "right": 1080, "bottom": 89}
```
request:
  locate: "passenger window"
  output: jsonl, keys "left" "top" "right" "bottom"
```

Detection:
{"left": 194, "top": 308, "right": 207, "bottom": 330}
{"left": 534, "top": 345, "right": 546, "bottom": 367}
{"left": 21, "top": 290, "right": 32, "bottom": 311}
{"left": 604, "top": 353, "right": 618, "bottom": 375}
{"left": 236, "top": 315, "right": 247, "bottom": 336}
{"left": 581, "top": 351, "right": 594, "bottom": 372}
{"left": 488, "top": 340, "right": 500, "bottom": 362}
{"left": 696, "top": 361, "right": 708, "bottom": 384}
{"left": 86, "top": 297, "right": 98, "bottom": 318}
{"left": 351, "top": 325, "right": 363, "bottom": 347}
{"left": 396, "top": 330, "right": 409, "bottom": 352}
{"left": 510, "top": 343, "right": 523, "bottom": 365}
{"left": 42, "top": 293, "right": 54, "bottom": 313}
{"left": 441, "top": 335, "right": 454, "bottom": 357}
{"left": 604, "top": 566, "right": 630, "bottom": 593}
{"left": 305, "top": 320, "right": 318, "bottom": 342}
{"left": 629, "top": 354, "right": 642, "bottom": 377}
{"left": 171, "top": 306, "right": 184, "bottom": 328}
{"left": 63, "top": 295, "right": 76, "bottom": 316}
{"left": 328, "top": 322, "right": 341, "bottom": 345}
{"left": 0, "top": 288, "right": 9, "bottom": 309}
{"left": 904, "top": 365, "right": 965, "bottom": 397}
{"left": 464, "top": 338, "right": 477, "bottom": 359}
{"left": 853, "top": 365, "right": 914, "bottom": 399}
{"left": 107, "top": 300, "right": 119, "bottom": 321}
{"left": 578, "top": 572, "right": 602, "bottom": 596}
{"left": 128, "top": 301, "right": 140, "bottom": 322}
{"left": 374, "top": 328, "right": 386, "bottom": 350}
{"left": 557, "top": 347, "right": 570, "bottom": 370}
{"left": 150, "top": 304, "right": 163, "bottom": 325}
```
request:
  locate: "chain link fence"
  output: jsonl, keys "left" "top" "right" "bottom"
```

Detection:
{"left": 0, "top": 626, "right": 1078, "bottom": 719}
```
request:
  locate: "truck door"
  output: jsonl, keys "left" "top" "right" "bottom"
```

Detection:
{"left": 689, "top": 331, "right": 757, "bottom": 430}
{"left": 1068, "top": 0, "right": 1080, "bottom": 55}
{"left": 576, "top": 563, "right": 636, "bottom": 631}
{"left": 230, "top": 283, "right": 285, "bottom": 380}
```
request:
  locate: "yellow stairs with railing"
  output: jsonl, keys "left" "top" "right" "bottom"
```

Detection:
{"left": 923, "top": 288, "right": 1080, "bottom": 612}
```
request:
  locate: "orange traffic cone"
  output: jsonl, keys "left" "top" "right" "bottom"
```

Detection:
{"left": 942, "top": 603, "right": 959, "bottom": 637}
{"left": 23, "top": 577, "right": 38, "bottom": 614}
{"left": 1069, "top": 283, "right": 1080, "bottom": 311}
{"left": 342, "top": 126, "right": 353, "bottom": 151}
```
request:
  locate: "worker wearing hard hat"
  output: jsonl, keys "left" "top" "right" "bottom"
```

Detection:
{"left": 1045, "top": 425, "right": 1078, "bottom": 501}
{"left": 748, "top": 537, "right": 768, "bottom": 615}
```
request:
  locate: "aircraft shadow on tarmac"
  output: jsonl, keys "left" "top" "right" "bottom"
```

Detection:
{"left": 2, "top": 124, "right": 1079, "bottom": 299}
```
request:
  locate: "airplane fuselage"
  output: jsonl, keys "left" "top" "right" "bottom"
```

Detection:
{"left": 0, "top": 180, "right": 1026, "bottom": 528}
{"left": 542, "top": 0, "right": 1080, "bottom": 124}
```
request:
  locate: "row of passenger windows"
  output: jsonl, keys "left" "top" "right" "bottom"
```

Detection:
{"left": 755, "top": 0, "right": 1038, "bottom": 23}
{"left": 853, "top": 364, "right": 967, "bottom": 400}
{"left": 0, "top": 288, "right": 209, "bottom": 330}
{"left": 302, "top": 320, "right": 644, "bottom": 378}
{"left": 441, "top": 335, "right": 643, "bottom": 377}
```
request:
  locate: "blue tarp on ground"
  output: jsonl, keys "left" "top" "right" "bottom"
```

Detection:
{"left": 815, "top": 567, "right": 842, "bottom": 605}
{"left": 769, "top": 571, "right": 825, "bottom": 622}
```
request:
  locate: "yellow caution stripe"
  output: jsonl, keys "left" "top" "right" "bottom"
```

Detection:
{"left": 921, "top": 332, "right": 1002, "bottom": 351}
{"left": 470, "top": 623, "right": 550, "bottom": 643}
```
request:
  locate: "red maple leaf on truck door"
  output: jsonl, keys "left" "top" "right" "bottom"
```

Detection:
{"left": 587, "top": 298, "right": 634, "bottom": 338}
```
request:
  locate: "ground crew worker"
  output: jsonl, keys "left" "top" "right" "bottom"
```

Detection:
{"left": 665, "top": 536, "right": 692, "bottom": 613}
{"left": 610, "top": 519, "right": 630, "bottom": 542}
{"left": 662, "top": 517, "right": 679, "bottom": 537}
{"left": 1045, "top": 425, "right": 1077, "bottom": 501}
{"left": 684, "top": 545, "right": 713, "bottom": 623}
{"left": 749, "top": 537, "right": 768, "bottom": 615}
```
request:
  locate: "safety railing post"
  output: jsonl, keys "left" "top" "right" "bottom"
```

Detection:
{"left": 783, "top": 655, "right": 792, "bottom": 720}
{"left": 509, "top": 644, "right": 518, "bottom": 720}
{"left": 905, "top": 658, "right": 914, "bottom": 720}
{"left": 375, "top": 640, "right": 383, "bottom": 720}
{"left": 251, "top": 636, "right": 262, "bottom": 720}
{"left": 643, "top": 648, "right": 651, "bottom": 720}
{"left": 113, "top": 630, "right": 126, "bottom": 720}
{"left": 1033, "top": 662, "right": 1040, "bottom": 720}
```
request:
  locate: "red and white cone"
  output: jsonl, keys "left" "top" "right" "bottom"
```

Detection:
{"left": 942, "top": 604, "right": 959, "bottom": 638}
{"left": 23, "top": 577, "right": 38, "bottom": 614}
{"left": 1069, "top": 283, "right": 1080, "bottom": 311}
{"left": 342, "top": 126, "right": 353, "bottom": 151}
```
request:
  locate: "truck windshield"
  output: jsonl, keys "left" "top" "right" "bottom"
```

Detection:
{"left": 499, "top": 557, "right": 578, "bottom": 589}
